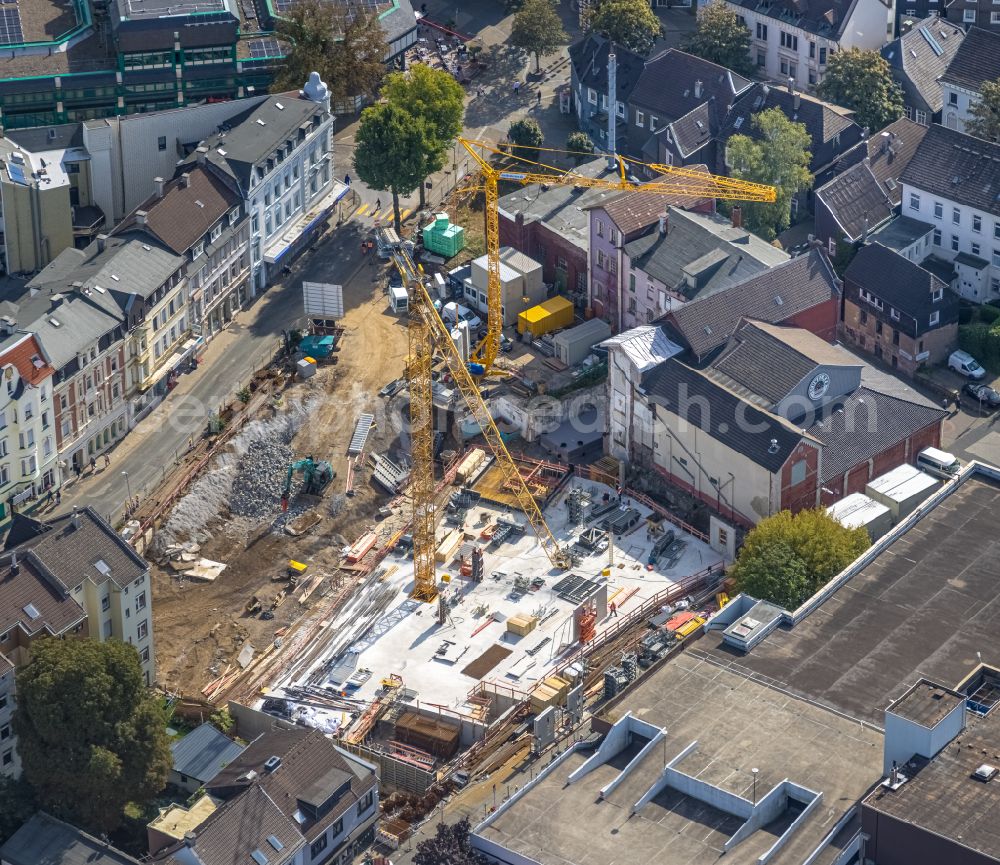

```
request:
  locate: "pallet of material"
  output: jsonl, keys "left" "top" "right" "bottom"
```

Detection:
{"left": 507, "top": 613, "right": 538, "bottom": 637}
{"left": 456, "top": 448, "right": 486, "bottom": 484}
{"left": 435, "top": 528, "right": 464, "bottom": 563}
{"left": 394, "top": 710, "right": 461, "bottom": 758}
{"left": 530, "top": 674, "right": 570, "bottom": 713}
{"left": 345, "top": 531, "right": 378, "bottom": 563}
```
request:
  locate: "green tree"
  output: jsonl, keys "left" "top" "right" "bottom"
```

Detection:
{"left": 732, "top": 509, "right": 870, "bottom": 608}
{"left": 566, "top": 130, "right": 595, "bottom": 159}
{"left": 816, "top": 48, "right": 903, "bottom": 133}
{"left": 510, "top": 0, "right": 568, "bottom": 72}
{"left": 13, "top": 639, "right": 171, "bottom": 835}
{"left": 383, "top": 65, "right": 466, "bottom": 208}
{"left": 507, "top": 117, "right": 544, "bottom": 162}
{"left": 682, "top": 1, "right": 753, "bottom": 75}
{"left": 726, "top": 108, "right": 813, "bottom": 239}
{"left": 274, "top": 0, "right": 387, "bottom": 106}
{"left": 354, "top": 103, "right": 433, "bottom": 231}
{"left": 209, "top": 706, "right": 235, "bottom": 733}
{"left": 0, "top": 776, "right": 36, "bottom": 845}
{"left": 966, "top": 79, "right": 1000, "bottom": 143}
{"left": 413, "top": 818, "right": 487, "bottom": 865}
{"left": 588, "top": 0, "right": 661, "bottom": 56}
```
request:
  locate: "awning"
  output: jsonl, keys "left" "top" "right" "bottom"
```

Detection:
{"left": 263, "top": 181, "right": 350, "bottom": 265}
{"left": 138, "top": 337, "right": 197, "bottom": 392}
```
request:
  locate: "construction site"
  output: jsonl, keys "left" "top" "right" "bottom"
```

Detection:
{"left": 138, "top": 140, "right": 773, "bottom": 823}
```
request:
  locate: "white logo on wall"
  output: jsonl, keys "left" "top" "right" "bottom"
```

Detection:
{"left": 808, "top": 372, "right": 831, "bottom": 401}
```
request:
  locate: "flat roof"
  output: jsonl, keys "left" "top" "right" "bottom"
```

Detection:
{"left": 700, "top": 472, "right": 1000, "bottom": 725}
{"left": 864, "top": 710, "right": 1000, "bottom": 861}
{"left": 866, "top": 463, "right": 940, "bottom": 502}
{"left": 477, "top": 652, "right": 882, "bottom": 865}
{"left": 117, "top": 0, "right": 232, "bottom": 20}
{"left": 827, "top": 493, "right": 890, "bottom": 529}
{"left": 888, "top": 680, "right": 965, "bottom": 728}
{"left": 0, "top": 30, "right": 113, "bottom": 78}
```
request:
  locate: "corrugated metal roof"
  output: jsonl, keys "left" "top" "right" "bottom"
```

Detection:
{"left": 171, "top": 723, "right": 246, "bottom": 783}
{"left": 601, "top": 324, "right": 683, "bottom": 373}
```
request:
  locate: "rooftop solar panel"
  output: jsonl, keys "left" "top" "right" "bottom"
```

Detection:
{"left": 0, "top": 6, "right": 24, "bottom": 46}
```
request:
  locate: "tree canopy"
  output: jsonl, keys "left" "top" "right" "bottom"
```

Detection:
{"left": 510, "top": 0, "right": 568, "bottom": 72}
{"left": 587, "top": 0, "right": 661, "bottom": 56}
{"left": 13, "top": 639, "right": 171, "bottom": 835}
{"left": 413, "top": 818, "right": 487, "bottom": 865}
{"left": 732, "top": 509, "right": 870, "bottom": 609}
{"left": 273, "top": 0, "right": 387, "bottom": 104}
{"left": 354, "top": 102, "right": 433, "bottom": 230}
{"left": 566, "top": 131, "right": 595, "bottom": 159}
{"left": 966, "top": 78, "right": 1000, "bottom": 143}
{"left": 507, "top": 117, "right": 544, "bottom": 162}
{"left": 816, "top": 48, "right": 903, "bottom": 133}
{"left": 725, "top": 108, "right": 813, "bottom": 239}
{"left": 682, "top": 1, "right": 754, "bottom": 75}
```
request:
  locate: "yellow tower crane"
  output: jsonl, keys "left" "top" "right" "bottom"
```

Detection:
{"left": 456, "top": 137, "right": 778, "bottom": 374}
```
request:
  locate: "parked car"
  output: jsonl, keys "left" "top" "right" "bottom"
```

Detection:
{"left": 948, "top": 350, "right": 986, "bottom": 380}
{"left": 379, "top": 378, "right": 404, "bottom": 398}
{"left": 964, "top": 382, "right": 1000, "bottom": 407}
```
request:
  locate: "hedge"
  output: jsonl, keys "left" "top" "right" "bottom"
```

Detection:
{"left": 958, "top": 323, "right": 1000, "bottom": 372}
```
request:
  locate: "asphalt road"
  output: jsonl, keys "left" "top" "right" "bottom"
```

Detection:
{"left": 58, "top": 218, "right": 373, "bottom": 524}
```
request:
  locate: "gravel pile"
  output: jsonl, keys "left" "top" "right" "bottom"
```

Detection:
{"left": 229, "top": 438, "right": 296, "bottom": 519}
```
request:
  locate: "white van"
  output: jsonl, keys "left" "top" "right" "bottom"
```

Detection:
{"left": 441, "top": 301, "right": 482, "bottom": 330}
{"left": 916, "top": 446, "right": 961, "bottom": 479}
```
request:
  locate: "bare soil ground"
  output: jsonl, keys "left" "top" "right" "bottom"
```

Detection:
{"left": 154, "top": 265, "right": 411, "bottom": 695}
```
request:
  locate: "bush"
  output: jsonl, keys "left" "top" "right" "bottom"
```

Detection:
{"left": 507, "top": 118, "right": 544, "bottom": 162}
{"left": 566, "top": 131, "right": 594, "bottom": 158}
{"left": 980, "top": 304, "right": 1000, "bottom": 325}
{"left": 958, "top": 323, "right": 1000, "bottom": 372}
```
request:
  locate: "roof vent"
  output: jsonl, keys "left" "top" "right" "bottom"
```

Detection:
{"left": 973, "top": 764, "right": 998, "bottom": 782}
{"left": 768, "top": 438, "right": 780, "bottom": 454}
{"left": 774, "top": 295, "right": 784, "bottom": 306}
{"left": 264, "top": 755, "right": 282, "bottom": 773}
{"left": 239, "top": 769, "right": 259, "bottom": 782}
{"left": 275, "top": 101, "right": 284, "bottom": 110}
{"left": 256, "top": 118, "right": 267, "bottom": 126}
{"left": 10, "top": 552, "right": 18, "bottom": 576}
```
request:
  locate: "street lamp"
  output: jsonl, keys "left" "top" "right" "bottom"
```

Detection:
{"left": 751, "top": 767, "right": 759, "bottom": 805}
{"left": 122, "top": 471, "right": 132, "bottom": 505}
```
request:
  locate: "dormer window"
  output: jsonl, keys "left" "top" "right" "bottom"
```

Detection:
{"left": 931, "top": 287, "right": 943, "bottom": 302}
{"left": 192, "top": 241, "right": 204, "bottom": 259}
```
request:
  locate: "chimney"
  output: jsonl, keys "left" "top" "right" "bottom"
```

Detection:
{"left": 658, "top": 212, "right": 668, "bottom": 235}
{"left": 183, "top": 831, "right": 197, "bottom": 847}
{"left": 10, "top": 552, "right": 18, "bottom": 576}
{"left": 154, "top": 176, "right": 164, "bottom": 198}
{"left": 195, "top": 146, "right": 208, "bottom": 165}
{"left": 135, "top": 210, "right": 148, "bottom": 226}
{"left": 96, "top": 234, "right": 108, "bottom": 253}
{"left": 180, "top": 172, "right": 192, "bottom": 188}
{"left": 787, "top": 76, "right": 795, "bottom": 94}
{"left": 71, "top": 506, "right": 80, "bottom": 530}
{"left": 793, "top": 92, "right": 800, "bottom": 111}
{"left": 694, "top": 79, "right": 703, "bottom": 99}
{"left": 731, "top": 205, "right": 743, "bottom": 229}
{"left": 890, "top": 760, "right": 898, "bottom": 786}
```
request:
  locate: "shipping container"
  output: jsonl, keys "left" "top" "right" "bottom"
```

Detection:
{"left": 517, "top": 295, "right": 574, "bottom": 337}
{"left": 552, "top": 318, "right": 612, "bottom": 366}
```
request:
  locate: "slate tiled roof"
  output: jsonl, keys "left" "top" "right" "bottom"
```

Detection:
{"left": 591, "top": 165, "right": 712, "bottom": 236}
{"left": 115, "top": 167, "right": 240, "bottom": 256}
{"left": 711, "top": 323, "right": 819, "bottom": 404}
{"left": 1, "top": 812, "right": 140, "bottom": 865}
{"left": 882, "top": 17, "right": 965, "bottom": 114}
{"left": 569, "top": 34, "right": 645, "bottom": 104}
{"left": 9, "top": 506, "right": 148, "bottom": 591}
{"left": 666, "top": 249, "right": 840, "bottom": 360}
{"left": 641, "top": 357, "right": 808, "bottom": 471}
{"left": 667, "top": 102, "right": 717, "bottom": 159}
{"left": 629, "top": 49, "right": 753, "bottom": 122}
{"left": 726, "top": 0, "right": 859, "bottom": 39}
{"left": 939, "top": 26, "right": 1000, "bottom": 93}
{"left": 844, "top": 242, "right": 957, "bottom": 334}
{"left": 172, "top": 723, "right": 246, "bottom": 784}
{"left": 899, "top": 124, "right": 1000, "bottom": 218}
{"left": 0, "top": 549, "right": 85, "bottom": 639}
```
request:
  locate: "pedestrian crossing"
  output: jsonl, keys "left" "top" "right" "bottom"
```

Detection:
{"left": 354, "top": 202, "right": 412, "bottom": 222}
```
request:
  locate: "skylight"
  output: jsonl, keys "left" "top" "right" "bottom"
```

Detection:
{"left": 250, "top": 851, "right": 268, "bottom": 865}
{"left": 95, "top": 560, "right": 111, "bottom": 577}
{"left": 23, "top": 604, "right": 40, "bottom": 620}
{"left": 267, "top": 836, "right": 284, "bottom": 852}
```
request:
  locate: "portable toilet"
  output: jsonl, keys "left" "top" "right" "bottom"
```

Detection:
{"left": 433, "top": 272, "right": 448, "bottom": 300}
{"left": 388, "top": 284, "right": 409, "bottom": 314}
{"left": 423, "top": 213, "right": 465, "bottom": 258}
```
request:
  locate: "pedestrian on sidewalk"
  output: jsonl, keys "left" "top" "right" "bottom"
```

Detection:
{"left": 45, "top": 489, "right": 53, "bottom": 507}
{"left": 104, "top": 454, "right": 110, "bottom": 468}
{"left": 513, "top": 82, "right": 520, "bottom": 96}
{"left": 537, "top": 90, "right": 542, "bottom": 104}
{"left": 74, "top": 464, "right": 81, "bottom": 480}
{"left": 375, "top": 198, "right": 381, "bottom": 210}
{"left": 610, "top": 601, "right": 618, "bottom": 618}
{"left": 56, "top": 490, "right": 61, "bottom": 505}
{"left": 90, "top": 457, "right": 96, "bottom": 473}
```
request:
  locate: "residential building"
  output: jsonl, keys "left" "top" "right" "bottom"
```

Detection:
{"left": 814, "top": 117, "right": 928, "bottom": 254}
{"left": 938, "top": 27, "right": 1000, "bottom": 133}
{"left": 5, "top": 506, "right": 156, "bottom": 685}
{"left": 900, "top": 123, "right": 1000, "bottom": 303}
{"left": 590, "top": 205, "right": 788, "bottom": 331}
{"left": 898, "top": 0, "right": 1000, "bottom": 34}
{"left": 724, "top": 0, "right": 895, "bottom": 92}
{"left": 1, "top": 811, "right": 141, "bottom": 864}
{"left": 0, "top": 331, "right": 58, "bottom": 524}
{"left": 0, "top": 655, "right": 12, "bottom": 777}
{"left": 153, "top": 727, "right": 379, "bottom": 865}
{"left": 185, "top": 75, "right": 343, "bottom": 293}
{"left": 169, "top": 723, "right": 245, "bottom": 794}
{"left": 568, "top": 35, "right": 646, "bottom": 152}
{"left": 842, "top": 242, "right": 959, "bottom": 374}
{"left": 460, "top": 248, "right": 546, "bottom": 328}
{"left": 114, "top": 166, "right": 249, "bottom": 341}
{"left": 882, "top": 17, "right": 965, "bottom": 126}
{"left": 662, "top": 246, "right": 842, "bottom": 365}
{"left": 606, "top": 319, "right": 945, "bottom": 524}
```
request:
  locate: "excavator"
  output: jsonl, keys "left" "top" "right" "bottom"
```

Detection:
{"left": 280, "top": 456, "right": 335, "bottom": 511}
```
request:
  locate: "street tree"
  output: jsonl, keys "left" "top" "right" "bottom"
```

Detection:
{"left": 732, "top": 509, "right": 870, "bottom": 608}
{"left": 587, "top": 0, "right": 661, "bottom": 56}
{"left": 413, "top": 818, "right": 487, "bottom": 865}
{"left": 816, "top": 48, "right": 903, "bottom": 133}
{"left": 682, "top": 1, "right": 754, "bottom": 75}
{"left": 566, "top": 130, "right": 595, "bottom": 159}
{"left": 507, "top": 117, "right": 544, "bottom": 162}
{"left": 725, "top": 108, "right": 813, "bottom": 239}
{"left": 13, "top": 639, "right": 171, "bottom": 835}
{"left": 966, "top": 79, "right": 1000, "bottom": 142}
{"left": 383, "top": 64, "right": 466, "bottom": 208}
{"left": 510, "top": 0, "right": 568, "bottom": 72}
{"left": 354, "top": 103, "right": 433, "bottom": 231}
{"left": 273, "top": 0, "right": 386, "bottom": 105}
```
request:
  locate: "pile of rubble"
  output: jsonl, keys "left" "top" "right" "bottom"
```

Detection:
{"left": 229, "top": 438, "right": 297, "bottom": 520}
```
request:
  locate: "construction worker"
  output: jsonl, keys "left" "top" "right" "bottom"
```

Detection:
{"left": 609, "top": 601, "right": 618, "bottom": 618}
